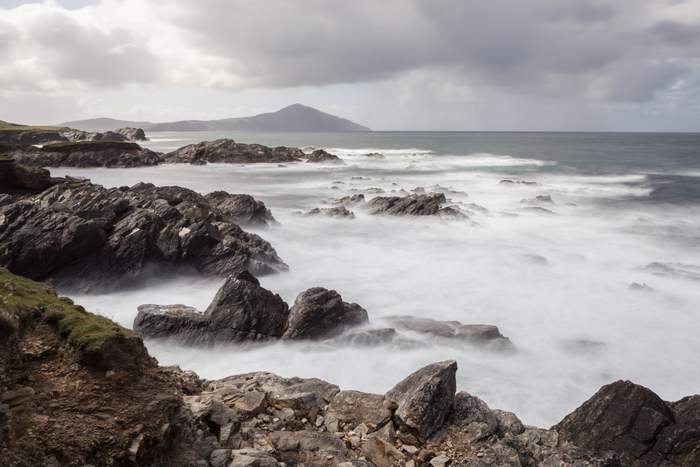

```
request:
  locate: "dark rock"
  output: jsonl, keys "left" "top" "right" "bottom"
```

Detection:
{"left": 298, "top": 206, "right": 355, "bottom": 218}
{"left": 326, "top": 390, "right": 393, "bottom": 432}
{"left": 305, "top": 149, "right": 345, "bottom": 164}
{"left": 553, "top": 380, "right": 676, "bottom": 466}
{"left": 385, "top": 361, "right": 457, "bottom": 442}
{"left": 205, "top": 191, "right": 278, "bottom": 228}
{"left": 282, "top": 288, "right": 369, "bottom": 341}
{"left": 328, "top": 328, "right": 397, "bottom": 346}
{"left": 0, "top": 182, "right": 287, "bottom": 293}
{"left": 113, "top": 127, "right": 148, "bottom": 141}
{"left": 448, "top": 391, "right": 498, "bottom": 433}
{"left": 0, "top": 160, "right": 61, "bottom": 195}
{"left": 364, "top": 193, "right": 448, "bottom": 216}
{"left": 134, "top": 271, "right": 290, "bottom": 345}
{"left": 9, "top": 141, "right": 162, "bottom": 168}
{"left": 330, "top": 194, "right": 365, "bottom": 206}
{"left": 360, "top": 152, "right": 386, "bottom": 159}
{"left": 164, "top": 139, "right": 304, "bottom": 164}
{"left": 384, "top": 315, "right": 514, "bottom": 351}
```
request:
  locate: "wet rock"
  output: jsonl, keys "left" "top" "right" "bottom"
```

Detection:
{"left": 360, "top": 152, "right": 386, "bottom": 159}
{"left": 384, "top": 316, "right": 514, "bottom": 351}
{"left": 204, "top": 191, "right": 278, "bottom": 228}
{"left": 328, "top": 328, "right": 397, "bottom": 347}
{"left": 282, "top": 288, "right": 369, "bottom": 341}
{"left": 306, "top": 149, "right": 345, "bottom": 164}
{"left": 298, "top": 206, "right": 355, "bottom": 218}
{"left": 164, "top": 139, "right": 304, "bottom": 164}
{"left": 329, "top": 194, "right": 365, "bottom": 206}
{"left": 365, "top": 193, "right": 460, "bottom": 217}
{"left": 500, "top": 179, "right": 540, "bottom": 186}
{"left": 326, "top": 390, "right": 392, "bottom": 432}
{"left": 134, "top": 271, "right": 290, "bottom": 345}
{"left": 386, "top": 361, "right": 458, "bottom": 442}
{"left": 0, "top": 182, "right": 287, "bottom": 293}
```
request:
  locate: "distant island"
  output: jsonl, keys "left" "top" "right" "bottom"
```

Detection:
{"left": 59, "top": 104, "right": 371, "bottom": 133}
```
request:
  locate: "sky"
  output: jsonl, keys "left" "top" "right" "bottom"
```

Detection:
{"left": 1, "top": 0, "right": 699, "bottom": 131}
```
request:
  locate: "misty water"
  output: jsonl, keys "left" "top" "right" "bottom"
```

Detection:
{"left": 50, "top": 131, "right": 700, "bottom": 428}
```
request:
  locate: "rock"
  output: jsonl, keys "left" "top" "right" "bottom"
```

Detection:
{"left": 641, "top": 262, "right": 700, "bottom": 282}
{"left": 134, "top": 271, "right": 290, "bottom": 345}
{"left": 0, "top": 182, "right": 287, "bottom": 293}
{"left": 553, "top": 380, "right": 675, "bottom": 466}
{"left": 9, "top": 141, "right": 162, "bottom": 168}
{"left": 361, "top": 436, "right": 406, "bottom": 467}
{"left": 383, "top": 316, "right": 514, "bottom": 351}
{"left": 113, "top": 127, "right": 148, "bottom": 141}
{"left": 298, "top": 206, "right": 355, "bottom": 218}
{"left": 364, "top": 193, "right": 450, "bottom": 216}
{"left": 521, "top": 195, "right": 554, "bottom": 204}
{"left": 330, "top": 194, "right": 365, "bottom": 206}
{"left": 493, "top": 409, "right": 525, "bottom": 437}
{"left": 204, "top": 191, "right": 278, "bottom": 228}
{"left": 164, "top": 139, "right": 304, "bottom": 164}
{"left": 500, "top": 179, "right": 539, "bottom": 186}
{"left": 282, "top": 288, "right": 369, "bottom": 341}
{"left": 305, "top": 149, "right": 345, "bottom": 164}
{"left": 385, "top": 361, "right": 457, "bottom": 442}
{"left": 448, "top": 391, "right": 498, "bottom": 433}
{"left": 0, "top": 160, "right": 61, "bottom": 195}
{"left": 360, "top": 152, "right": 386, "bottom": 159}
{"left": 326, "top": 390, "right": 393, "bottom": 432}
{"left": 430, "top": 454, "right": 451, "bottom": 466}
{"left": 229, "top": 449, "right": 280, "bottom": 467}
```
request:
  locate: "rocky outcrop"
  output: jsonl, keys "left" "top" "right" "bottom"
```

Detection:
{"left": 204, "top": 191, "right": 278, "bottom": 228}
{"left": 0, "top": 181, "right": 287, "bottom": 293}
{"left": 113, "top": 127, "right": 148, "bottom": 141}
{"left": 0, "top": 159, "right": 61, "bottom": 196}
{"left": 0, "top": 126, "right": 147, "bottom": 145}
{"left": 385, "top": 361, "right": 458, "bottom": 443}
{"left": 163, "top": 139, "right": 304, "bottom": 164}
{"left": 305, "top": 149, "right": 345, "bottom": 164}
{"left": 364, "top": 193, "right": 469, "bottom": 219}
{"left": 134, "top": 271, "right": 290, "bottom": 346}
{"left": 296, "top": 206, "right": 355, "bottom": 218}
{"left": 384, "top": 315, "right": 514, "bottom": 351}
{"left": 554, "top": 380, "right": 700, "bottom": 466}
{"left": 8, "top": 141, "right": 162, "bottom": 168}
{"left": 282, "top": 287, "right": 369, "bottom": 340}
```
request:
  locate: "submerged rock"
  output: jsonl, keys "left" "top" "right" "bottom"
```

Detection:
{"left": 305, "top": 149, "right": 345, "bottom": 164}
{"left": 296, "top": 206, "right": 355, "bottom": 218}
{"left": 364, "top": 193, "right": 468, "bottom": 220}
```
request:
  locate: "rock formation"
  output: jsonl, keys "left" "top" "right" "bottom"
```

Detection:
{"left": 8, "top": 141, "right": 162, "bottom": 168}
{"left": 305, "top": 149, "right": 345, "bottom": 164}
{"left": 163, "top": 139, "right": 304, "bottom": 165}
{"left": 204, "top": 191, "right": 278, "bottom": 228}
{"left": 0, "top": 126, "right": 148, "bottom": 145}
{"left": 0, "top": 180, "right": 287, "bottom": 293}
{"left": 364, "top": 193, "right": 470, "bottom": 219}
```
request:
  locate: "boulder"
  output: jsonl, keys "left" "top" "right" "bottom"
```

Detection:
{"left": 204, "top": 191, "right": 278, "bottom": 228}
{"left": 134, "top": 271, "right": 290, "bottom": 345}
{"left": 448, "top": 391, "right": 498, "bottom": 433}
{"left": 305, "top": 149, "right": 345, "bottom": 164}
{"left": 164, "top": 139, "right": 304, "bottom": 164}
{"left": 282, "top": 287, "right": 369, "bottom": 341}
{"left": 553, "top": 380, "right": 676, "bottom": 466}
{"left": 0, "top": 181, "right": 287, "bottom": 293}
{"left": 385, "top": 361, "right": 458, "bottom": 442}
{"left": 0, "top": 160, "right": 61, "bottom": 195}
{"left": 326, "top": 390, "right": 393, "bottom": 432}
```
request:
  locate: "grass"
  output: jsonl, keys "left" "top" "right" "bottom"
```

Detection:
{"left": 42, "top": 141, "right": 141, "bottom": 152}
{"left": 0, "top": 267, "right": 138, "bottom": 348}
{"left": 0, "top": 119, "right": 69, "bottom": 133}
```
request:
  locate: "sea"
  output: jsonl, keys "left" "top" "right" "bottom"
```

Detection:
{"left": 49, "top": 131, "right": 700, "bottom": 428}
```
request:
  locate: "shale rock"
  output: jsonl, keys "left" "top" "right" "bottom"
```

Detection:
{"left": 305, "top": 149, "right": 345, "bottom": 164}
{"left": 164, "top": 139, "right": 304, "bottom": 164}
{"left": 282, "top": 287, "right": 369, "bottom": 340}
{"left": 0, "top": 181, "right": 287, "bottom": 292}
{"left": 204, "top": 191, "right": 278, "bottom": 228}
{"left": 385, "top": 361, "right": 457, "bottom": 442}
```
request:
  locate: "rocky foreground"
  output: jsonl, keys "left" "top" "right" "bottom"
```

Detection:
{"left": 1, "top": 268, "right": 699, "bottom": 466}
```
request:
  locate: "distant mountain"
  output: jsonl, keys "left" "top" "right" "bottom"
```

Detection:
{"left": 58, "top": 117, "right": 154, "bottom": 132}
{"left": 59, "top": 104, "right": 371, "bottom": 133}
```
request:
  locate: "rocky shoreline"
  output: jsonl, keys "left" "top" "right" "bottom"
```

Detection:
{"left": 1, "top": 134, "right": 699, "bottom": 466}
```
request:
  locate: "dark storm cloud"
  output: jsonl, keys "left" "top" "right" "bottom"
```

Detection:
{"left": 2, "top": 0, "right": 699, "bottom": 102}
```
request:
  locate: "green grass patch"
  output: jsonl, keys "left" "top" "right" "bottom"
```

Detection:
{"left": 0, "top": 120, "right": 69, "bottom": 132}
{"left": 0, "top": 267, "right": 137, "bottom": 348}
{"left": 42, "top": 141, "right": 141, "bottom": 153}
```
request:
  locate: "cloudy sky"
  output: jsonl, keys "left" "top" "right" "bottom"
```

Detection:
{"left": 1, "top": 0, "right": 699, "bottom": 131}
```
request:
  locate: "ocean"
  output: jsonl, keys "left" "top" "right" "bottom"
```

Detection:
{"left": 49, "top": 131, "right": 700, "bottom": 428}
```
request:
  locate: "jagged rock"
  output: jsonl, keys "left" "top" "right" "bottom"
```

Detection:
{"left": 330, "top": 194, "right": 365, "bottom": 206}
{"left": 500, "top": 179, "right": 539, "bottom": 186}
{"left": 360, "top": 152, "right": 386, "bottom": 159}
{"left": 0, "top": 182, "right": 287, "bottom": 293}
{"left": 326, "top": 390, "right": 393, "bottom": 432}
{"left": 384, "top": 316, "right": 514, "bottom": 351}
{"left": 282, "top": 288, "right": 369, "bottom": 341}
{"left": 364, "top": 193, "right": 449, "bottom": 216}
{"left": 493, "top": 409, "right": 525, "bottom": 437}
{"left": 385, "top": 361, "right": 457, "bottom": 442}
{"left": 448, "top": 391, "right": 498, "bottom": 433}
{"left": 305, "top": 149, "right": 345, "bottom": 164}
{"left": 164, "top": 139, "right": 304, "bottom": 164}
{"left": 9, "top": 141, "right": 162, "bottom": 168}
{"left": 134, "top": 271, "right": 290, "bottom": 345}
{"left": 204, "top": 191, "right": 278, "bottom": 228}
{"left": 361, "top": 436, "right": 406, "bottom": 467}
{"left": 553, "top": 380, "right": 676, "bottom": 466}
{"left": 113, "top": 127, "right": 148, "bottom": 141}
{"left": 0, "top": 160, "right": 61, "bottom": 195}
{"left": 298, "top": 206, "right": 355, "bottom": 218}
